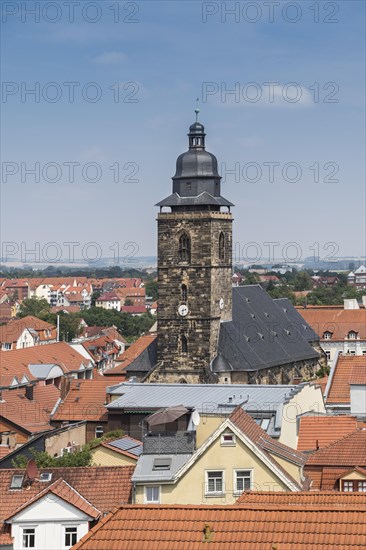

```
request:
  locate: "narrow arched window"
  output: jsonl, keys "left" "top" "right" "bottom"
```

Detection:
{"left": 181, "top": 335, "right": 188, "bottom": 354}
{"left": 219, "top": 232, "right": 225, "bottom": 262}
{"left": 181, "top": 284, "right": 187, "bottom": 302}
{"left": 178, "top": 232, "right": 191, "bottom": 263}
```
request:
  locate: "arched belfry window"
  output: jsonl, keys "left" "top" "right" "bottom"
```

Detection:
{"left": 181, "top": 335, "right": 188, "bottom": 354}
{"left": 181, "top": 284, "right": 188, "bottom": 302}
{"left": 178, "top": 232, "right": 191, "bottom": 263}
{"left": 219, "top": 232, "right": 225, "bottom": 262}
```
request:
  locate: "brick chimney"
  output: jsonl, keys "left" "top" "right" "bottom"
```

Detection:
{"left": 25, "top": 384, "right": 34, "bottom": 401}
{"left": 60, "top": 376, "right": 71, "bottom": 400}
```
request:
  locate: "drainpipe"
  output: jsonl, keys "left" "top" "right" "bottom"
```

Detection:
{"left": 132, "top": 482, "right": 136, "bottom": 504}
{"left": 56, "top": 315, "right": 60, "bottom": 342}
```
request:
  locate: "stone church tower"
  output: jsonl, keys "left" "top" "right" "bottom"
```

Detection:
{"left": 150, "top": 117, "right": 234, "bottom": 383}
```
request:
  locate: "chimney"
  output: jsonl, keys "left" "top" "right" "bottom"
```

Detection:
{"left": 60, "top": 376, "right": 71, "bottom": 400}
{"left": 25, "top": 385, "right": 34, "bottom": 401}
{"left": 362, "top": 296, "right": 366, "bottom": 308}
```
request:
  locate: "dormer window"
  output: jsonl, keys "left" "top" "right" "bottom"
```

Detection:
{"left": 10, "top": 474, "right": 24, "bottom": 489}
{"left": 348, "top": 331, "right": 358, "bottom": 340}
{"left": 186, "top": 182, "right": 192, "bottom": 190}
{"left": 323, "top": 331, "right": 333, "bottom": 340}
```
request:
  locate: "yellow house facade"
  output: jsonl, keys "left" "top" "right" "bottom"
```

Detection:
{"left": 133, "top": 408, "right": 306, "bottom": 505}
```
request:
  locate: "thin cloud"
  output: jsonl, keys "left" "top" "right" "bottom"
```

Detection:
{"left": 93, "top": 51, "right": 128, "bottom": 65}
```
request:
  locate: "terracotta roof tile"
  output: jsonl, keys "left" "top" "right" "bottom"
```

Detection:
{"left": 350, "top": 364, "right": 366, "bottom": 385}
{"left": 0, "top": 386, "right": 59, "bottom": 433}
{"left": 0, "top": 466, "right": 134, "bottom": 529}
{"left": 105, "top": 333, "right": 157, "bottom": 376}
{"left": 297, "top": 415, "right": 359, "bottom": 451}
{"left": 327, "top": 356, "right": 366, "bottom": 404}
{"left": 52, "top": 378, "right": 122, "bottom": 421}
{"left": 72, "top": 493, "right": 366, "bottom": 550}
{"left": 298, "top": 308, "right": 366, "bottom": 340}
{"left": 5, "top": 478, "right": 100, "bottom": 521}
{"left": 306, "top": 428, "right": 366, "bottom": 466}
{"left": 0, "top": 342, "right": 92, "bottom": 387}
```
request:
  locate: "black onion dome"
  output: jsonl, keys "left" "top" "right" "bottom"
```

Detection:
{"left": 173, "top": 120, "right": 220, "bottom": 180}
{"left": 173, "top": 149, "right": 220, "bottom": 179}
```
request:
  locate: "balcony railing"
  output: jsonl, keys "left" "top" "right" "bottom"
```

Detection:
{"left": 143, "top": 431, "right": 196, "bottom": 454}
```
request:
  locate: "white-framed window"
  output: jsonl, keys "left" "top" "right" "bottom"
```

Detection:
{"left": 22, "top": 527, "right": 35, "bottom": 548}
{"left": 234, "top": 469, "right": 252, "bottom": 494}
{"left": 348, "top": 331, "right": 358, "bottom": 339}
{"left": 95, "top": 425, "right": 104, "bottom": 438}
{"left": 64, "top": 526, "right": 78, "bottom": 547}
{"left": 145, "top": 485, "right": 160, "bottom": 503}
{"left": 325, "top": 351, "right": 331, "bottom": 360}
{"left": 10, "top": 474, "right": 24, "bottom": 489}
{"left": 220, "top": 432, "right": 236, "bottom": 446}
{"left": 205, "top": 470, "right": 224, "bottom": 496}
{"left": 343, "top": 480, "right": 354, "bottom": 492}
{"left": 323, "top": 331, "right": 332, "bottom": 340}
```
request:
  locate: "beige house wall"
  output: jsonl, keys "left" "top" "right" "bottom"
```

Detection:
{"left": 135, "top": 433, "right": 292, "bottom": 505}
{"left": 91, "top": 445, "right": 137, "bottom": 466}
{"left": 280, "top": 384, "right": 326, "bottom": 449}
{"left": 44, "top": 423, "right": 86, "bottom": 457}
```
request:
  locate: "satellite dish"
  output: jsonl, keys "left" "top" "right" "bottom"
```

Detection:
{"left": 26, "top": 459, "right": 38, "bottom": 481}
{"left": 192, "top": 409, "right": 201, "bottom": 426}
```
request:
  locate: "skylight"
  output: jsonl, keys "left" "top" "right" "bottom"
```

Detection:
{"left": 153, "top": 458, "right": 172, "bottom": 471}
{"left": 10, "top": 474, "right": 24, "bottom": 489}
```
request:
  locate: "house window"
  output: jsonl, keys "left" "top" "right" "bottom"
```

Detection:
{"left": 3, "top": 343, "right": 11, "bottom": 350}
{"left": 178, "top": 232, "right": 191, "bottom": 263}
{"left": 205, "top": 471, "right": 224, "bottom": 495}
{"left": 234, "top": 470, "right": 252, "bottom": 494}
{"left": 153, "top": 458, "right": 171, "bottom": 471}
{"left": 186, "top": 182, "right": 192, "bottom": 190}
{"left": 22, "top": 528, "right": 35, "bottom": 548}
{"left": 145, "top": 486, "right": 160, "bottom": 503}
{"left": 358, "top": 481, "right": 366, "bottom": 492}
{"left": 348, "top": 331, "right": 358, "bottom": 339}
{"left": 64, "top": 527, "right": 78, "bottom": 547}
{"left": 95, "top": 426, "right": 104, "bottom": 438}
{"left": 323, "top": 331, "right": 332, "bottom": 340}
{"left": 10, "top": 474, "right": 24, "bottom": 489}
{"left": 181, "top": 284, "right": 188, "bottom": 302}
{"left": 325, "top": 351, "right": 331, "bottom": 360}
{"left": 220, "top": 432, "right": 236, "bottom": 446}
{"left": 343, "top": 480, "right": 354, "bottom": 492}
{"left": 342, "top": 480, "right": 366, "bottom": 492}
{"left": 219, "top": 232, "right": 225, "bottom": 262}
{"left": 181, "top": 335, "right": 188, "bottom": 354}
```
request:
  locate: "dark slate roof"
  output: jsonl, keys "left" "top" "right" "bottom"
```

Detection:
{"left": 126, "top": 337, "right": 157, "bottom": 374}
{"left": 108, "top": 437, "right": 143, "bottom": 457}
{"left": 214, "top": 285, "right": 319, "bottom": 373}
{"left": 155, "top": 192, "right": 233, "bottom": 208}
{"left": 273, "top": 298, "right": 319, "bottom": 343}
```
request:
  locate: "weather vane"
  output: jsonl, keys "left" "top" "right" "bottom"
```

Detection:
{"left": 195, "top": 97, "right": 200, "bottom": 121}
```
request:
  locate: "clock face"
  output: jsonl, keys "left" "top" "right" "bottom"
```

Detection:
{"left": 219, "top": 298, "right": 224, "bottom": 310}
{"left": 178, "top": 304, "right": 189, "bottom": 317}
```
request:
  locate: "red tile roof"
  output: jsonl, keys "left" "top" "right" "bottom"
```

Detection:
{"left": 306, "top": 428, "right": 366, "bottom": 467}
{"left": 0, "top": 465, "right": 134, "bottom": 541}
{"left": 298, "top": 308, "right": 366, "bottom": 340}
{"left": 104, "top": 333, "right": 157, "bottom": 376}
{"left": 297, "top": 415, "right": 360, "bottom": 451}
{"left": 6, "top": 478, "right": 100, "bottom": 521}
{"left": 350, "top": 364, "right": 366, "bottom": 385}
{"left": 0, "top": 316, "right": 57, "bottom": 344}
{"left": 326, "top": 355, "right": 366, "bottom": 404}
{"left": 52, "top": 378, "right": 122, "bottom": 422}
{"left": 72, "top": 493, "right": 366, "bottom": 550}
{"left": 0, "top": 342, "right": 92, "bottom": 387}
{"left": 0, "top": 385, "right": 59, "bottom": 434}
{"left": 230, "top": 407, "right": 307, "bottom": 490}
{"left": 120, "top": 305, "right": 146, "bottom": 314}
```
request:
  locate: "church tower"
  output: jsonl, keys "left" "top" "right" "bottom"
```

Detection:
{"left": 151, "top": 116, "right": 234, "bottom": 384}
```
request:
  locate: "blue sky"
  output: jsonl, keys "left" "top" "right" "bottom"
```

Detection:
{"left": 1, "top": 1, "right": 365, "bottom": 265}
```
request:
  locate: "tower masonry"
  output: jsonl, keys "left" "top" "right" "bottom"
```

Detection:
{"left": 150, "top": 117, "right": 234, "bottom": 383}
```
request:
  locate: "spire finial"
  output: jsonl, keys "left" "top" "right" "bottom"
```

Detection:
{"left": 194, "top": 98, "right": 200, "bottom": 122}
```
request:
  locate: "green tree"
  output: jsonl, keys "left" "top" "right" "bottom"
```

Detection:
{"left": 145, "top": 280, "right": 158, "bottom": 301}
{"left": 12, "top": 446, "right": 92, "bottom": 468}
{"left": 18, "top": 298, "right": 50, "bottom": 318}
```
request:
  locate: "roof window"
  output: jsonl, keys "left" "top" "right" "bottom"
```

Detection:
{"left": 10, "top": 474, "right": 24, "bottom": 489}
